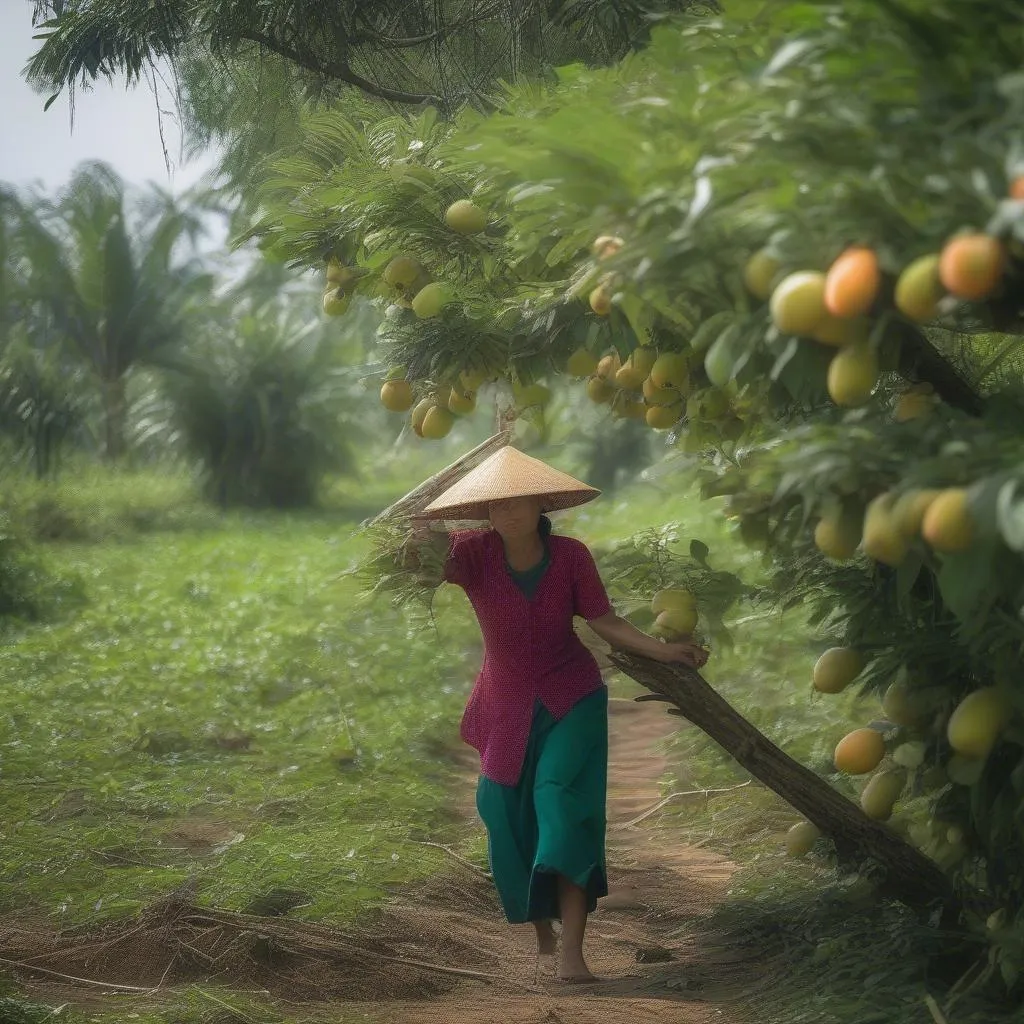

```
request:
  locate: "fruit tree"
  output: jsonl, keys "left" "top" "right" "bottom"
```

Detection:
{"left": 248, "top": 0, "right": 1024, "bottom": 995}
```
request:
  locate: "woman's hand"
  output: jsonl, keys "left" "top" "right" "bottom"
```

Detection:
{"left": 650, "top": 639, "right": 709, "bottom": 669}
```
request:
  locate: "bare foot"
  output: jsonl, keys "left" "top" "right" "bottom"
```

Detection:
{"left": 558, "top": 953, "right": 601, "bottom": 983}
{"left": 534, "top": 920, "right": 558, "bottom": 956}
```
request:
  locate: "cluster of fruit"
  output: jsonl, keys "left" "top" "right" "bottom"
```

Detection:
{"left": 784, "top": 647, "right": 1015, "bottom": 862}
{"left": 748, "top": 176, "right": 1023, "bottom": 410}
{"left": 815, "top": 484, "right": 975, "bottom": 567}
{"left": 328, "top": 200, "right": 490, "bottom": 439}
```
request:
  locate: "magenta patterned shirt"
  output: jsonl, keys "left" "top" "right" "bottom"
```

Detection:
{"left": 444, "top": 528, "right": 613, "bottom": 786}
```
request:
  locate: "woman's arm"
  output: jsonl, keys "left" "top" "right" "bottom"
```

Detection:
{"left": 586, "top": 612, "right": 709, "bottom": 669}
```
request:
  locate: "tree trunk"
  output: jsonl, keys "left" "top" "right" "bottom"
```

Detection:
{"left": 608, "top": 650, "right": 961, "bottom": 922}
{"left": 102, "top": 376, "right": 126, "bottom": 462}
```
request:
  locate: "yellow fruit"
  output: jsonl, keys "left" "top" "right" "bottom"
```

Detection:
{"left": 862, "top": 493, "right": 909, "bottom": 567}
{"left": 947, "top": 687, "right": 1010, "bottom": 758}
{"left": 813, "top": 647, "right": 864, "bottom": 694}
{"left": 383, "top": 255, "right": 424, "bottom": 288}
{"left": 812, "top": 313, "right": 870, "bottom": 348}
{"left": 590, "top": 285, "right": 613, "bottom": 316}
{"left": 380, "top": 379, "right": 414, "bottom": 412}
{"left": 651, "top": 589, "right": 697, "bottom": 615}
{"left": 921, "top": 488, "right": 973, "bottom": 552}
{"left": 586, "top": 376, "right": 615, "bottom": 404}
{"left": 895, "top": 254, "right": 944, "bottom": 323}
{"left": 891, "top": 489, "right": 940, "bottom": 537}
{"left": 448, "top": 388, "right": 476, "bottom": 415}
{"left": 444, "top": 199, "right": 487, "bottom": 235}
{"left": 412, "top": 282, "right": 453, "bottom": 319}
{"left": 650, "top": 352, "right": 689, "bottom": 390}
{"left": 785, "top": 821, "right": 821, "bottom": 858}
{"left": 615, "top": 363, "right": 647, "bottom": 391}
{"left": 834, "top": 728, "right": 886, "bottom": 775}
{"left": 860, "top": 770, "right": 905, "bottom": 821}
{"left": 827, "top": 343, "right": 878, "bottom": 407}
{"left": 652, "top": 606, "right": 699, "bottom": 638}
{"left": 646, "top": 404, "right": 682, "bottom": 430}
{"left": 566, "top": 347, "right": 599, "bottom": 377}
{"left": 814, "top": 503, "right": 863, "bottom": 561}
{"left": 743, "top": 249, "right": 782, "bottom": 301}
{"left": 411, "top": 398, "right": 434, "bottom": 437}
{"left": 322, "top": 287, "right": 350, "bottom": 316}
{"left": 631, "top": 346, "right": 658, "bottom": 377}
{"left": 641, "top": 377, "right": 675, "bottom": 405}
{"left": 592, "top": 234, "right": 624, "bottom": 259}
{"left": 596, "top": 352, "right": 622, "bottom": 380}
{"left": 939, "top": 233, "right": 1006, "bottom": 301}
{"left": 893, "top": 391, "right": 934, "bottom": 422}
{"left": 770, "top": 271, "right": 828, "bottom": 336}
{"left": 421, "top": 406, "right": 455, "bottom": 439}
{"left": 824, "top": 247, "right": 881, "bottom": 319}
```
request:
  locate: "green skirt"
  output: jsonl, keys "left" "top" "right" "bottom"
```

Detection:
{"left": 475, "top": 687, "right": 609, "bottom": 924}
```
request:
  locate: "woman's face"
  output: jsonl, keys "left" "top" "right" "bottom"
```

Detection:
{"left": 488, "top": 495, "right": 544, "bottom": 540}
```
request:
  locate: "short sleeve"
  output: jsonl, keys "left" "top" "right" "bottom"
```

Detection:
{"left": 572, "top": 541, "right": 612, "bottom": 620}
{"left": 443, "top": 529, "right": 483, "bottom": 589}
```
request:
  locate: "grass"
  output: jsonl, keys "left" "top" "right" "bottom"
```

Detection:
{"left": 0, "top": 451, "right": 1018, "bottom": 1024}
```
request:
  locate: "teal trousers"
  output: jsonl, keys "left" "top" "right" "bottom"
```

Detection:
{"left": 475, "top": 687, "right": 609, "bottom": 923}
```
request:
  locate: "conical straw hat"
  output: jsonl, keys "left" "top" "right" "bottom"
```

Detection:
{"left": 418, "top": 446, "right": 600, "bottom": 521}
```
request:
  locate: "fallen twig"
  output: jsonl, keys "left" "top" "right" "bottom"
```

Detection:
{"left": 410, "top": 840, "right": 492, "bottom": 878}
{"left": 612, "top": 781, "right": 753, "bottom": 831}
{"left": 0, "top": 955, "right": 161, "bottom": 993}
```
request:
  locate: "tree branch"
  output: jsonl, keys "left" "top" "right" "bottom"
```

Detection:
{"left": 894, "top": 321, "right": 984, "bottom": 416}
{"left": 235, "top": 30, "right": 443, "bottom": 108}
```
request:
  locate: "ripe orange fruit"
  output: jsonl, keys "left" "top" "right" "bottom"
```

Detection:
{"left": 813, "top": 647, "right": 864, "bottom": 693}
{"left": 893, "top": 391, "right": 934, "bottom": 422}
{"left": 834, "top": 728, "right": 886, "bottom": 775}
{"left": 891, "top": 489, "right": 940, "bottom": 537}
{"left": 646, "top": 404, "right": 682, "bottom": 430}
{"left": 586, "top": 375, "right": 615, "bottom": 404}
{"left": 824, "top": 247, "right": 881, "bottom": 319}
{"left": 921, "top": 488, "right": 973, "bottom": 552}
{"left": 1010, "top": 176, "right": 1024, "bottom": 200}
{"left": 380, "top": 379, "right": 414, "bottom": 412}
{"left": 938, "top": 234, "right": 1006, "bottom": 300}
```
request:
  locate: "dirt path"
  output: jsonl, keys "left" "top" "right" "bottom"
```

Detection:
{"left": 347, "top": 694, "right": 754, "bottom": 1023}
{"left": 2, "top": 695, "right": 758, "bottom": 1023}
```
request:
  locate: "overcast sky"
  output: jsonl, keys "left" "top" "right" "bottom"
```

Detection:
{"left": 0, "top": 2, "right": 219, "bottom": 194}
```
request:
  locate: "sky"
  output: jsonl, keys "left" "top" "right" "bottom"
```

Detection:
{"left": 0, "top": 2, "right": 219, "bottom": 194}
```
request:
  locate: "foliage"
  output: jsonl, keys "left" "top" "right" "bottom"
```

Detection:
{"left": 241, "top": 0, "right": 1024, "bottom": 999}
{"left": 10, "top": 161, "right": 215, "bottom": 460}
{"left": 158, "top": 298, "right": 368, "bottom": 508}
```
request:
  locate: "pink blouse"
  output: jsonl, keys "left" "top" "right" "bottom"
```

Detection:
{"left": 444, "top": 528, "right": 612, "bottom": 786}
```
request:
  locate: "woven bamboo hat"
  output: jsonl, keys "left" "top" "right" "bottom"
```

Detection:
{"left": 418, "top": 446, "right": 600, "bottom": 521}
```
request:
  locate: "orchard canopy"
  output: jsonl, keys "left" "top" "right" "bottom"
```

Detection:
{"left": 246, "top": 0, "right": 1024, "bottom": 978}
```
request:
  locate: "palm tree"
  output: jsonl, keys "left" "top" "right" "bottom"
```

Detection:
{"left": 14, "top": 161, "right": 214, "bottom": 460}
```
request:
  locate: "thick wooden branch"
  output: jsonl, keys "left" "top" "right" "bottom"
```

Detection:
{"left": 608, "top": 650, "right": 960, "bottom": 921}
{"left": 236, "top": 30, "right": 443, "bottom": 108}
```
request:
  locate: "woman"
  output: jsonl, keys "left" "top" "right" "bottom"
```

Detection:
{"left": 410, "top": 445, "right": 708, "bottom": 984}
